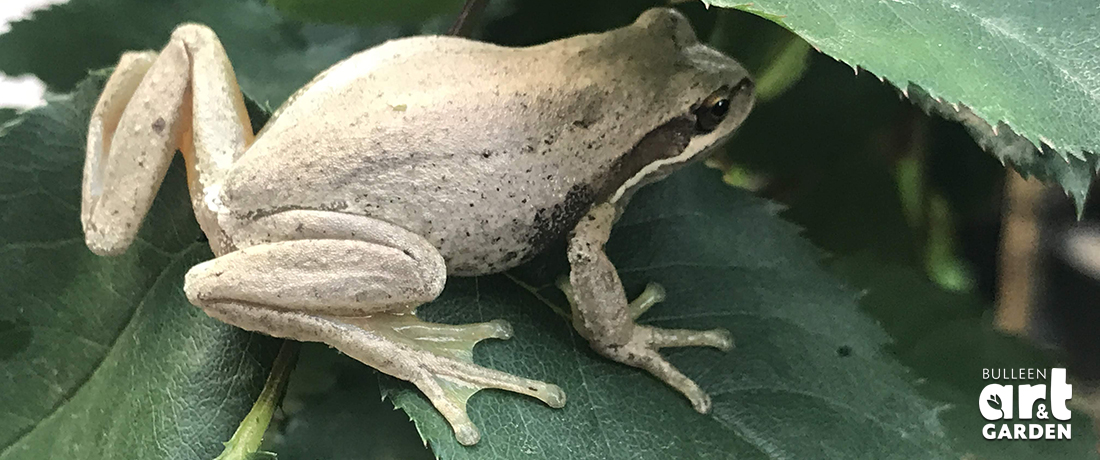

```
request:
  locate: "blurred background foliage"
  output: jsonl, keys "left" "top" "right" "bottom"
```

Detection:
{"left": 1, "top": 0, "right": 1098, "bottom": 458}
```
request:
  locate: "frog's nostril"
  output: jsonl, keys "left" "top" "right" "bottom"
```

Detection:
{"left": 733, "top": 77, "right": 754, "bottom": 95}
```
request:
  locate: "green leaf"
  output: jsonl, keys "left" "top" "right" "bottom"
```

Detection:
{"left": 261, "top": 343, "right": 436, "bottom": 459}
{"left": 0, "top": 109, "right": 16, "bottom": 126}
{"left": 831, "top": 254, "right": 1099, "bottom": 459}
{"left": 0, "top": 74, "right": 280, "bottom": 459}
{"left": 0, "top": 0, "right": 407, "bottom": 106}
{"left": 906, "top": 85, "right": 1097, "bottom": 211}
{"left": 267, "top": 0, "right": 465, "bottom": 25}
{"left": 709, "top": 0, "right": 1100, "bottom": 203}
{"left": 722, "top": 50, "right": 921, "bottom": 266}
{"left": 378, "top": 165, "right": 962, "bottom": 459}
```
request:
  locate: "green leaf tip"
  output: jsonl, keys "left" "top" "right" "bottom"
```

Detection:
{"left": 707, "top": 0, "right": 1100, "bottom": 210}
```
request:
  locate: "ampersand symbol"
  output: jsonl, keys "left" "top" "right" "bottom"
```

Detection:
{"left": 1036, "top": 404, "right": 1049, "bottom": 419}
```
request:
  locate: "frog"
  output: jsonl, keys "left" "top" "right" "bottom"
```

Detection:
{"left": 80, "top": 7, "right": 754, "bottom": 445}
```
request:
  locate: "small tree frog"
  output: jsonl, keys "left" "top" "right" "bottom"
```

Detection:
{"left": 81, "top": 8, "right": 754, "bottom": 445}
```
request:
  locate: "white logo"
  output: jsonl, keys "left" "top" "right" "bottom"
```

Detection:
{"left": 980, "top": 368, "right": 1072, "bottom": 440}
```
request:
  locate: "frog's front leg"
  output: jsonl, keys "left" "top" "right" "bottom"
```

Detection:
{"left": 184, "top": 210, "right": 565, "bottom": 446}
{"left": 563, "top": 203, "right": 732, "bottom": 413}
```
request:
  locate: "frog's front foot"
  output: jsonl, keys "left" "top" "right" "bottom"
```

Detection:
{"left": 600, "top": 323, "right": 731, "bottom": 413}
{"left": 559, "top": 278, "right": 732, "bottom": 413}
{"left": 563, "top": 203, "right": 733, "bottom": 413}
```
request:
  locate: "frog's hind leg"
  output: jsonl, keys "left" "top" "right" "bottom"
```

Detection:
{"left": 83, "top": 24, "right": 252, "bottom": 256}
{"left": 184, "top": 210, "right": 565, "bottom": 445}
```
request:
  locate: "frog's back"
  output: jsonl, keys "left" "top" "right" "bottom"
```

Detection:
{"left": 222, "top": 35, "right": 637, "bottom": 274}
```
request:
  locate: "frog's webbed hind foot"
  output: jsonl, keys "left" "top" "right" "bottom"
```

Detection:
{"left": 186, "top": 210, "right": 564, "bottom": 445}
{"left": 201, "top": 301, "right": 565, "bottom": 445}
{"left": 349, "top": 315, "right": 566, "bottom": 445}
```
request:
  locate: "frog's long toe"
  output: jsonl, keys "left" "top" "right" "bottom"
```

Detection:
{"left": 649, "top": 325, "right": 733, "bottom": 351}
{"left": 410, "top": 361, "right": 566, "bottom": 445}
{"left": 595, "top": 324, "right": 729, "bottom": 413}
{"left": 348, "top": 314, "right": 515, "bottom": 362}
{"left": 628, "top": 281, "right": 666, "bottom": 319}
{"left": 359, "top": 313, "right": 566, "bottom": 445}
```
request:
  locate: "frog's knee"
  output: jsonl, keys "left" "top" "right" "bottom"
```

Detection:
{"left": 170, "top": 23, "right": 218, "bottom": 43}
{"left": 421, "top": 262, "right": 446, "bottom": 300}
{"left": 83, "top": 221, "right": 132, "bottom": 256}
{"left": 182, "top": 259, "right": 220, "bottom": 305}
{"left": 405, "top": 237, "right": 446, "bottom": 299}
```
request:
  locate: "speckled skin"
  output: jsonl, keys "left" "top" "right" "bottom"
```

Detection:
{"left": 81, "top": 8, "right": 754, "bottom": 446}
{"left": 220, "top": 8, "right": 751, "bottom": 274}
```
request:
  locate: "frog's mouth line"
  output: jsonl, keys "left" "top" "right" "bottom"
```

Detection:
{"left": 608, "top": 113, "right": 744, "bottom": 205}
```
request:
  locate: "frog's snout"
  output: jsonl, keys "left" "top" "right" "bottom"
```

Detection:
{"left": 733, "top": 76, "right": 756, "bottom": 108}
{"left": 734, "top": 76, "right": 755, "bottom": 97}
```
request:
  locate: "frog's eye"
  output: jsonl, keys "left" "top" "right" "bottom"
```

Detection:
{"left": 694, "top": 78, "right": 753, "bottom": 133}
{"left": 694, "top": 91, "right": 731, "bottom": 133}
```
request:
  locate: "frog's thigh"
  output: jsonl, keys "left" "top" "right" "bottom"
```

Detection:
{"left": 185, "top": 211, "right": 564, "bottom": 446}
{"left": 187, "top": 209, "right": 448, "bottom": 315}
{"left": 186, "top": 238, "right": 440, "bottom": 315}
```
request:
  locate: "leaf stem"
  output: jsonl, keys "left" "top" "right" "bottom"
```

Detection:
{"left": 214, "top": 340, "right": 300, "bottom": 460}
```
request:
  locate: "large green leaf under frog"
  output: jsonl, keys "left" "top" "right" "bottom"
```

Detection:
{"left": 0, "top": 75, "right": 279, "bottom": 459}
{"left": 710, "top": 0, "right": 1100, "bottom": 203}
{"left": 380, "top": 162, "right": 964, "bottom": 458}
